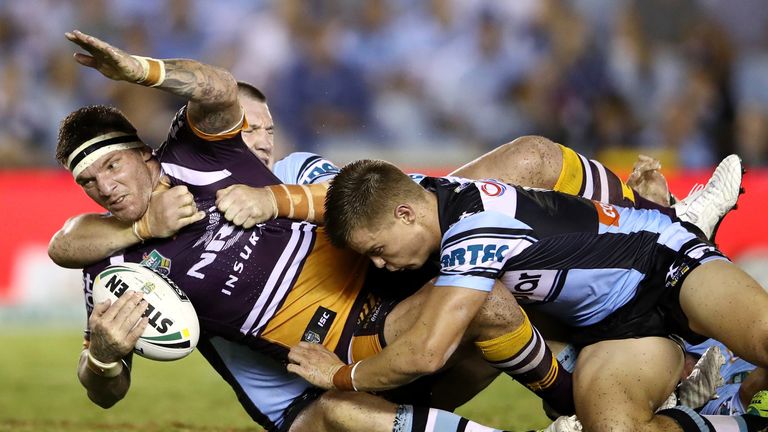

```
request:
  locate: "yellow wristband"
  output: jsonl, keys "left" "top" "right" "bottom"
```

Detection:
{"left": 132, "top": 55, "right": 166, "bottom": 87}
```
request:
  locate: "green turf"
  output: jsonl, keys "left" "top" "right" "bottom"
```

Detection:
{"left": 0, "top": 327, "right": 550, "bottom": 431}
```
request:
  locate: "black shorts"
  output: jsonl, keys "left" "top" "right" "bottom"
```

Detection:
{"left": 278, "top": 387, "right": 326, "bottom": 432}
{"left": 568, "top": 235, "right": 728, "bottom": 348}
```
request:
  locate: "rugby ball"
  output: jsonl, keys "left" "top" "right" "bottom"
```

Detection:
{"left": 92, "top": 262, "right": 200, "bottom": 361}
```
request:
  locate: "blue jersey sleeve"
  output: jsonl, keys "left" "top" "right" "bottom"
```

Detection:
{"left": 435, "top": 210, "right": 536, "bottom": 292}
{"left": 273, "top": 152, "right": 339, "bottom": 185}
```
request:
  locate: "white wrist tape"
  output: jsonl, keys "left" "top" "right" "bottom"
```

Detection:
{"left": 86, "top": 350, "right": 124, "bottom": 378}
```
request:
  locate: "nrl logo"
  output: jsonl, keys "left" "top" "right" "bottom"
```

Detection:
{"left": 141, "top": 250, "right": 172, "bottom": 275}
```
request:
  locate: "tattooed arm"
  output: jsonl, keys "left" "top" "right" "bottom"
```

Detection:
{"left": 65, "top": 30, "right": 241, "bottom": 135}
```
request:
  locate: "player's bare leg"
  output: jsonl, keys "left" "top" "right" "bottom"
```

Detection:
{"left": 574, "top": 337, "right": 685, "bottom": 432}
{"left": 450, "top": 135, "right": 562, "bottom": 189}
{"left": 680, "top": 260, "right": 768, "bottom": 368}
{"left": 740, "top": 367, "right": 768, "bottom": 408}
{"left": 384, "top": 281, "right": 575, "bottom": 415}
{"left": 289, "top": 391, "right": 398, "bottom": 432}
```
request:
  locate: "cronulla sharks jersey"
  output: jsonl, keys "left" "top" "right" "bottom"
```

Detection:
{"left": 273, "top": 152, "right": 339, "bottom": 185}
{"left": 272, "top": 152, "right": 429, "bottom": 186}
{"left": 425, "top": 176, "right": 716, "bottom": 327}
{"left": 83, "top": 107, "right": 369, "bottom": 360}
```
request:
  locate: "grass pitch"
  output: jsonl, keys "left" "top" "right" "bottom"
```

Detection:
{"left": 0, "top": 327, "right": 550, "bottom": 431}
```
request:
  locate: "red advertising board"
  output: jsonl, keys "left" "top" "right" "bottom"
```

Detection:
{"left": 1, "top": 169, "right": 766, "bottom": 304}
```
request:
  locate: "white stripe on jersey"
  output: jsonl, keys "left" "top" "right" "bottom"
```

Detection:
{"left": 161, "top": 162, "right": 232, "bottom": 186}
{"left": 109, "top": 255, "right": 125, "bottom": 265}
{"left": 476, "top": 180, "right": 517, "bottom": 216}
{"left": 492, "top": 334, "right": 546, "bottom": 373}
{"left": 577, "top": 154, "right": 593, "bottom": 199}
{"left": 441, "top": 231, "right": 535, "bottom": 251}
{"left": 253, "top": 223, "right": 315, "bottom": 335}
{"left": 425, "top": 408, "right": 438, "bottom": 431}
{"left": 594, "top": 160, "right": 610, "bottom": 203}
{"left": 239, "top": 222, "right": 314, "bottom": 336}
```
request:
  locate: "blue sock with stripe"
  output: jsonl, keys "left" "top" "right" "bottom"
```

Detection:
{"left": 394, "top": 405, "right": 510, "bottom": 432}
{"left": 658, "top": 406, "right": 768, "bottom": 431}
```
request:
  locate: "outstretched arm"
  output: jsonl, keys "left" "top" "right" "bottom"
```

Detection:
{"left": 50, "top": 213, "right": 142, "bottom": 269}
{"left": 216, "top": 182, "right": 330, "bottom": 228}
{"left": 287, "top": 286, "right": 488, "bottom": 391}
{"left": 65, "top": 30, "right": 241, "bottom": 135}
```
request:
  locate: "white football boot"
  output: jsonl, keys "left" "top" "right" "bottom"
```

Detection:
{"left": 538, "top": 416, "right": 583, "bottom": 432}
{"left": 677, "top": 345, "right": 726, "bottom": 409}
{"left": 672, "top": 154, "right": 744, "bottom": 241}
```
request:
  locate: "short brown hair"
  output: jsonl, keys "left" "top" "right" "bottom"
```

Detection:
{"left": 325, "top": 159, "right": 424, "bottom": 248}
{"left": 56, "top": 105, "right": 138, "bottom": 167}
{"left": 237, "top": 81, "right": 267, "bottom": 102}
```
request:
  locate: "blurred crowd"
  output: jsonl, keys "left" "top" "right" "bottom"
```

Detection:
{"left": 2, "top": 0, "right": 768, "bottom": 169}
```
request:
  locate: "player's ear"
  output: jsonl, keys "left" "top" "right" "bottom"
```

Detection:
{"left": 394, "top": 204, "right": 416, "bottom": 224}
{"left": 139, "top": 145, "right": 153, "bottom": 162}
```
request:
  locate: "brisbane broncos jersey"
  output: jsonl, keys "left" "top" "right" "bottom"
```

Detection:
{"left": 424, "top": 176, "right": 724, "bottom": 327}
{"left": 82, "top": 107, "right": 369, "bottom": 360}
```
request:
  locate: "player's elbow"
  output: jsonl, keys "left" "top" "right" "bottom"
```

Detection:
{"left": 410, "top": 344, "right": 450, "bottom": 375}
{"left": 87, "top": 390, "right": 124, "bottom": 409}
{"left": 48, "top": 232, "right": 78, "bottom": 269}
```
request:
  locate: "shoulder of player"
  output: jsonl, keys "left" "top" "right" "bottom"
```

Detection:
{"left": 162, "top": 105, "right": 247, "bottom": 151}
{"left": 442, "top": 210, "right": 535, "bottom": 247}
{"left": 274, "top": 152, "right": 339, "bottom": 184}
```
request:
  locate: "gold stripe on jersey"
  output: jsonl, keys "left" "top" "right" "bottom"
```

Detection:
{"left": 349, "top": 334, "right": 383, "bottom": 362}
{"left": 555, "top": 144, "right": 636, "bottom": 204}
{"left": 527, "top": 361, "right": 559, "bottom": 391}
{"left": 553, "top": 144, "right": 584, "bottom": 197}
{"left": 620, "top": 177, "right": 636, "bottom": 204}
{"left": 260, "top": 228, "right": 369, "bottom": 351}
{"left": 186, "top": 106, "right": 248, "bottom": 141}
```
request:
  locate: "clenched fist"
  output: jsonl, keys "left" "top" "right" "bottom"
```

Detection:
{"left": 216, "top": 184, "right": 277, "bottom": 228}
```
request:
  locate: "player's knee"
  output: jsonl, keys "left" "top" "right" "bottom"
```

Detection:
{"left": 470, "top": 283, "right": 525, "bottom": 338}
{"left": 747, "top": 323, "right": 768, "bottom": 365}
{"left": 312, "top": 390, "right": 368, "bottom": 429}
{"left": 496, "top": 136, "right": 560, "bottom": 188}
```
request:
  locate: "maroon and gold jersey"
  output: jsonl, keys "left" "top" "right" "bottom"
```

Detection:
{"left": 83, "top": 107, "right": 369, "bottom": 360}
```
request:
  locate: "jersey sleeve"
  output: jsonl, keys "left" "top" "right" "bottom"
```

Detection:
{"left": 435, "top": 211, "right": 536, "bottom": 292}
{"left": 273, "top": 152, "right": 339, "bottom": 185}
{"left": 156, "top": 106, "right": 282, "bottom": 195}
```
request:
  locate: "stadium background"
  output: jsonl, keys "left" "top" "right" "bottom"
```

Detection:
{"left": 1, "top": 0, "right": 767, "bottom": 430}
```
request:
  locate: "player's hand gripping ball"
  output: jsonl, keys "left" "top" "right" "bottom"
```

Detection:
{"left": 92, "top": 262, "right": 200, "bottom": 361}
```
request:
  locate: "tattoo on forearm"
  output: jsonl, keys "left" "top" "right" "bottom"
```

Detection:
{"left": 160, "top": 59, "right": 240, "bottom": 133}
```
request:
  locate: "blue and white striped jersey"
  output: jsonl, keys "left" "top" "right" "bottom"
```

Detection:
{"left": 273, "top": 152, "right": 430, "bottom": 186}
{"left": 426, "top": 176, "right": 719, "bottom": 327}
{"left": 273, "top": 152, "right": 339, "bottom": 185}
